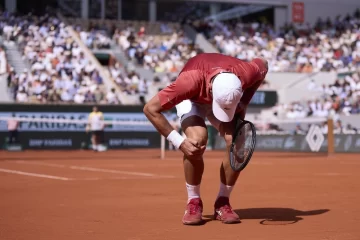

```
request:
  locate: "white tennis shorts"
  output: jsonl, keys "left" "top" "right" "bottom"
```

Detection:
{"left": 175, "top": 100, "right": 221, "bottom": 131}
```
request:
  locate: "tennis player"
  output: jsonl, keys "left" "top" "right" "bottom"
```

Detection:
{"left": 86, "top": 106, "right": 105, "bottom": 151}
{"left": 143, "top": 53, "right": 268, "bottom": 225}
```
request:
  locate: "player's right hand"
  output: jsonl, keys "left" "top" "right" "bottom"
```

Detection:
{"left": 179, "top": 138, "right": 206, "bottom": 159}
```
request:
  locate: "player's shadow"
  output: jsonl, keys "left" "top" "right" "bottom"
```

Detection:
{"left": 203, "top": 208, "right": 329, "bottom": 225}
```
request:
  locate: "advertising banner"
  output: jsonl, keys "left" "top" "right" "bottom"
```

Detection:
{"left": 214, "top": 134, "right": 360, "bottom": 153}
{"left": 292, "top": 2, "right": 305, "bottom": 23}
{"left": 0, "top": 104, "right": 165, "bottom": 150}
{"left": 0, "top": 131, "right": 162, "bottom": 150}
{"left": 0, "top": 112, "right": 158, "bottom": 132}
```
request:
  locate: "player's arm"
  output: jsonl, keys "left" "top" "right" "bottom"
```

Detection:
{"left": 236, "top": 80, "right": 263, "bottom": 119}
{"left": 143, "top": 71, "right": 206, "bottom": 157}
{"left": 143, "top": 95, "right": 177, "bottom": 139}
{"left": 237, "top": 58, "right": 269, "bottom": 119}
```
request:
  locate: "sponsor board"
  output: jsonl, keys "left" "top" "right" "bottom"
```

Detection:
{"left": 0, "top": 132, "right": 161, "bottom": 150}
{"left": 0, "top": 112, "right": 176, "bottom": 132}
{"left": 214, "top": 134, "right": 360, "bottom": 153}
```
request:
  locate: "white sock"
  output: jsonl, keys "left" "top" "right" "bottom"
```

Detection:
{"left": 186, "top": 183, "right": 200, "bottom": 203}
{"left": 217, "top": 182, "right": 234, "bottom": 199}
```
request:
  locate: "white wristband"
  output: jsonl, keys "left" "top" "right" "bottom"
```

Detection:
{"left": 166, "top": 130, "right": 185, "bottom": 149}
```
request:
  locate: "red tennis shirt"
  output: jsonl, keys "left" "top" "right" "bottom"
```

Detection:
{"left": 158, "top": 53, "right": 268, "bottom": 110}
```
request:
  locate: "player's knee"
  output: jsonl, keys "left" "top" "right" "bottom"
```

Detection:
{"left": 182, "top": 116, "right": 208, "bottom": 147}
{"left": 188, "top": 134, "right": 208, "bottom": 147}
{"left": 185, "top": 129, "right": 208, "bottom": 146}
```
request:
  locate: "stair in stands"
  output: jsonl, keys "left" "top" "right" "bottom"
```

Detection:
{"left": 2, "top": 41, "right": 30, "bottom": 74}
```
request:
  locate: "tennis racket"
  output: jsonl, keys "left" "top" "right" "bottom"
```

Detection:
{"left": 229, "top": 119, "right": 257, "bottom": 172}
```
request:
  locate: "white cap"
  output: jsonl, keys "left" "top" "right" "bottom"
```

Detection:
{"left": 212, "top": 73, "right": 243, "bottom": 122}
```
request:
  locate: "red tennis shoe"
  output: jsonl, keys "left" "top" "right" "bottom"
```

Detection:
{"left": 182, "top": 198, "right": 203, "bottom": 225}
{"left": 214, "top": 197, "right": 240, "bottom": 224}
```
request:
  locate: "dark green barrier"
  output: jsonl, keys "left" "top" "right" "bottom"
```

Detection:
{"left": 248, "top": 90, "right": 278, "bottom": 108}
{"left": 0, "top": 131, "right": 161, "bottom": 150}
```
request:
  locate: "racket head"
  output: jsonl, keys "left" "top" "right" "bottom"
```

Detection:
{"left": 229, "top": 120, "right": 257, "bottom": 172}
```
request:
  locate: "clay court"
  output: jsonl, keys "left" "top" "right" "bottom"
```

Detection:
{"left": 0, "top": 150, "right": 359, "bottom": 240}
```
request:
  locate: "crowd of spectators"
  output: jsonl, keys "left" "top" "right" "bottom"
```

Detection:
{"left": 195, "top": 9, "right": 360, "bottom": 74}
{"left": 272, "top": 70, "right": 360, "bottom": 119}
{"left": 1, "top": 8, "right": 360, "bottom": 112}
{"left": 107, "top": 61, "right": 149, "bottom": 97}
{"left": 113, "top": 25, "right": 203, "bottom": 73}
{"left": 1, "top": 12, "right": 111, "bottom": 104}
{"left": 76, "top": 27, "right": 112, "bottom": 50}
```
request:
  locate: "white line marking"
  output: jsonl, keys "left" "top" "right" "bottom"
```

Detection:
{"left": 69, "top": 166, "right": 155, "bottom": 177}
{"left": 10, "top": 161, "right": 174, "bottom": 178}
{"left": 0, "top": 168, "right": 71, "bottom": 181}
{"left": 73, "top": 177, "right": 129, "bottom": 181}
{"left": 71, "top": 176, "right": 176, "bottom": 181}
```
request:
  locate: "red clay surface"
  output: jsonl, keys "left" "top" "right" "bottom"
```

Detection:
{"left": 0, "top": 150, "right": 360, "bottom": 240}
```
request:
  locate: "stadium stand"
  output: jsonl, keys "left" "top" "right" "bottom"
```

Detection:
{"left": 112, "top": 23, "right": 203, "bottom": 73}
{"left": 0, "top": 14, "right": 112, "bottom": 104}
{"left": 272, "top": 71, "right": 360, "bottom": 119}
{"left": 197, "top": 9, "right": 360, "bottom": 73}
{"left": 1, "top": 8, "right": 359, "bottom": 113}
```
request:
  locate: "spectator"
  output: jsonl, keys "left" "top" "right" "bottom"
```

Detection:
{"left": 106, "top": 88, "right": 120, "bottom": 104}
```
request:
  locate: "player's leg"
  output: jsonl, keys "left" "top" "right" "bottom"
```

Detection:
{"left": 96, "top": 130, "right": 105, "bottom": 152}
{"left": 182, "top": 116, "right": 208, "bottom": 185}
{"left": 181, "top": 116, "right": 208, "bottom": 225}
{"left": 96, "top": 131, "right": 103, "bottom": 151}
{"left": 207, "top": 113, "right": 241, "bottom": 224}
{"left": 8, "top": 130, "right": 13, "bottom": 144}
{"left": 91, "top": 132, "right": 97, "bottom": 151}
{"left": 176, "top": 100, "right": 208, "bottom": 225}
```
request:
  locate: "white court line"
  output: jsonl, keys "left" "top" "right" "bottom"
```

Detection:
{"left": 0, "top": 168, "right": 71, "bottom": 181}
{"left": 72, "top": 176, "right": 176, "bottom": 181}
{"left": 69, "top": 166, "right": 155, "bottom": 177}
{"left": 11, "top": 161, "right": 174, "bottom": 178}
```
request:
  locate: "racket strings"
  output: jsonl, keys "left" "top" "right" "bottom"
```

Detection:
{"left": 231, "top": 122, "right": 256, "bottom": 171}
{"left": 234, "top": 124, "right": 253, "bottom": 160}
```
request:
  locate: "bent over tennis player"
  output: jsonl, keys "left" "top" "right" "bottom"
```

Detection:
{"left": 143, "top": 53, "right": 268, "bottom": 225}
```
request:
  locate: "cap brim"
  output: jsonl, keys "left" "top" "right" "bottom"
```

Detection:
{"left": 212, "top": 99, "right": 237, "bottom": 122}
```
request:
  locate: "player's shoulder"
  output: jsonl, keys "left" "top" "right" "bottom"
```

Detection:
{"left": 252, "top": 58, "right": 268, "bottom": 70}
